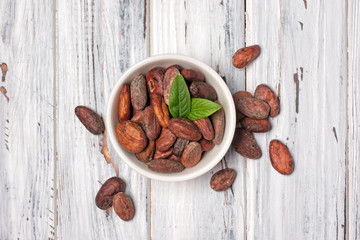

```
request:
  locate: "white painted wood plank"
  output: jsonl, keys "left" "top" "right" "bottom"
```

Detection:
{"left": 0, "top": 1, "right": 56, "bottom": 239}
{"left": 245, "top": 0, "right": 347, "bottom": 239}
{"left": 150, "top": 0, "right": 246, "bottom": 239}
{"left": 56, "top": 0, "right": 150, "bottom": 239}
{"left": 348, "top": 0, "right": 360, "bottom": 239}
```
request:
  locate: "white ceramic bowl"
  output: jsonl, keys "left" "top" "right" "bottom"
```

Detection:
{"left": 106, "top": 54, "right": 236, "bottom": 181}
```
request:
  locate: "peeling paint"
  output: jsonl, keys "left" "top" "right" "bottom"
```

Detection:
{"left": 229, "top": 186, "right": 234, "bottom": 196}
{"left": 223, "top": 157, "right": 229, "bottom": 169}
{"left": 143, "top": 0, "right": 147, "bottom": 39}
{"left": 277, "top": 83, "right": 281, "bottom": 100}
{"left": 101, "top": 130, "right": 111, "bottom": 164}
{"left": 184, "top": 22, "right": 187, "bottom": 44}
{"left": 303, "top": 0, "right": 307, "bottom": 9}
{"left": 333, "top": 127, "right": 338, "bottom": 143}
{"left": 0, "top": 86, "right": 9, "bottom": 101}
{"left": 1, "top": 63, "right": 8, "bottom": 82}
{"left": 224, "top": 190, "right": 228, "bottom": 205}
{"left": 293, "top": 72, "right": 299, "bottom": 113}
{"left": 100, "top": 130, "right": 119, "bottom": 176}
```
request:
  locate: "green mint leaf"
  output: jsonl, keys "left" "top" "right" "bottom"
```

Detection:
{"left": 169, "top": 74, "right": 191, "bottom": 118}
{"left": 187, "top": 98, "right": 222, "bottom": 121}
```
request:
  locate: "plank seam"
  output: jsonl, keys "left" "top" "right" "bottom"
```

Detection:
{"left": 346, "top": 0, "right": 350, "bottom": 239}
{"left": 54, "top": 0, "right": 59, "bottom": 238}
{"left": 149, "top": 0, "right": 152, "bottom": 56}
{"left": 244, "top": 0, "right": 247, "bottom": 92}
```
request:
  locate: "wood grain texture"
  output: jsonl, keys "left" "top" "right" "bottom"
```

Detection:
{"left": 245, "top": 0, "right": 347, "bottom": 239}
{"left": 150, "top": 0, "right": 246, "bottom": 239}
{"left": 56, "top": 0, "right": 149, "bottom": 239}
{"left": 0, "top": 0, "right": 357, "bottom": 239}
{"left": 0, "top": 1, "right": 56, "bottom": 239}
{"left": 348, "top": 0, "right": 360, "bottom": 238}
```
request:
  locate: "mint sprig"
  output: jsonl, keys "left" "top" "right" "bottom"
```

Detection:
{"left": 168, "top": 74, "right": 191, "bottom": 118}
{"left": 168, "top": 74, "right": 222, "bottom": 121}
{"left": 187, "top": 98, "right": 222, "bottom": 121}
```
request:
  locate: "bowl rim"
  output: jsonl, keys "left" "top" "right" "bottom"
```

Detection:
{"left": 105, "top": 54, "right": 236, "bottom": 182}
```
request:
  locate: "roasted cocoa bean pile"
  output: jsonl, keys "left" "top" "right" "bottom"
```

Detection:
{"left": 208, "top": 45, "right": 295, "bottom": 192}
{"left": 74, "top": 45, "right": 295, "bottom": 218}
{"left": 231, "top": 45, "right": 294, "bottom": 176}
{"left": 116, "top": 66, "right": 225, "bottom": 173}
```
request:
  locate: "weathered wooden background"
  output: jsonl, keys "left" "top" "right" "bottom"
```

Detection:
{"left": 0, "top": 0, "right": 358, "bottom": 239}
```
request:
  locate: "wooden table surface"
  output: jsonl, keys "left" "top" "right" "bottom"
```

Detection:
{"left": 0, "top": 0, "right": 359, "bottom": 239}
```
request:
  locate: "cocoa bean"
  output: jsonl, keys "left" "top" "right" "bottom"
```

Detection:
{"left": 200, "top": 138, "right": 215, "bottom": 151}
{"left": 146, "top": 159, "right": 185, "bottom": 173}
{"left": 181, "top": 69, "right": 205, "bottom": 82}
{"left": 116, "top": 121, "right": 148, "bottom": 153}
{"left": 143, "top": 106, "right": 161, "bottom": 140}
{"left": 118, "top": 84, "right": 131, "bottom": 121}
{"left": 173, "top": 138, "right": 189, "bottom": 157}
{"left": 232, "top": 128, "right": 261, "bottom": 159}
{"left": 232, "top": 45, "right": 260, "bottom": 68}
{"left": 136, "top": 140, "right": 155, "bottom": 163}
{"left": 153, "top": 147, "right": 173, "bottom": 159}
{"left": 181, "top": 142, "right": 202, "bottom": 168}
{"left": 234, "top": 97, "right": 270, "bottom": 119}
{"left": 168, "top": 118, "right": 202, "bottom": 141}
{"left": 269, "top": 139, "right": 294, "bottom": 175}
{"left": 150, "top": 93, "right": 170, "bottom": 128}
{"left": 240, "top": 117, "right": 271, "bottom": 133}
{"left": 95, "top": 177, "right": 125, "bottom": 210}
{"left": 130, "top": 74, "right": 148, "bottom": 110}
{"left": 211, "top": 102, "right": 225, "bottom": 145}
{"left": 189, "top": 81, "right": 217, "bottom": 101}
{"left": 233, "top": 91, "right": 252, "bottom": 122}
{"left": 193, "top": 117, "right": 214, "bottom": 140}
{"left": 166, "top": 64, "right": 182, "bottom": 72}
{"left": 156, "top": 128, "right": 177, "bottom": 152}
{"left": 210, "top": 169, "right": 236, "bottom": 191}
{"left": 112, "top": 192, "right": 135, "bottom": 221}
{"left": 75, "top": 106, "right": 105, "bottom": 135}
{"left": 146, "top": 67, "right": 165, "bottom": 95}
{"left": 232, "top": 91, "right": 252, "bottom": 100}
{"left": 254, "top": 84, "right": 280, "bottom": 117}
{"left": 163, "top": 67, "right": 180, "bottom": 105}
{"left": 131, "top": 110, "right": 144, "bottom": 127}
